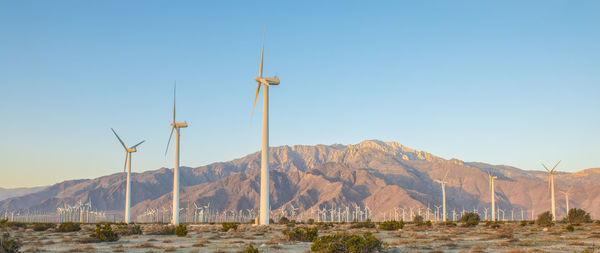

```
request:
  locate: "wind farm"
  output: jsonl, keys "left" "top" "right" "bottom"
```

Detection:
{"left": 1, "top": 1, "right": 600, "bottom": 252}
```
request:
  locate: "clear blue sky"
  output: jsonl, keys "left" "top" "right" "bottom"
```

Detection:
{"left": 1, "top": 1, "right": 599, "bottom": 188}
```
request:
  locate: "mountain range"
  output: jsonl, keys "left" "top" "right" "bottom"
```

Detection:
{"left": 1, "top": 140, "right": 599, "bottom": 219}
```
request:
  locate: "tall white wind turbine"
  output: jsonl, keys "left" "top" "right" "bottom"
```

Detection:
{"left": 434, "top": 168, "right": 450, "bottom": 222}
{"left": 165, "top": 83, "right": 188, "bottom": 225}
{"left": 560, "top": 186, "right": 573, "bottom": 217}
{"left": 111, "top": 128, "right": 145, "bottom": 224}
{"left": 251, "top": 29, "right": 280, "bottom": 226}
{"left": 488, "top": 170, "right": 497, "bottom": 221}
{"left": 542, "top": 161, "right": 561, "bottom": 221}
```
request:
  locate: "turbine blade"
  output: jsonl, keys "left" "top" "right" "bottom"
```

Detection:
{"left": 123, "top": 152, "right": 128, "bottom": 173}
{"left": 111, "top": 128, "right": 127, "bottom": 150}
{"left": 130, "top": 140, "right": 145, "bottom": 149}
{"left": 250, "top": 83, "right": 261, "bottom": 122}
{"left": 165, "top": 126, "right": 175, "bottom": 156}
{"left": 551, "top": 160, "right": 561, "bottom": 172}
{"left": 443, "top": 168, "right": 450, "bottom": 181}
{"left": 173, "top": 82, "right": 176, "bottom": 124}
{"left": 542, "top": 163, "right": 550, "bottom": 172}
{"left": 259, "top": 27, "right": 265, "bottom": 78}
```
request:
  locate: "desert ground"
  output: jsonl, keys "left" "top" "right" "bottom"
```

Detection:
{"left": 7, "top": 221, "right": 600, "bottom": 252}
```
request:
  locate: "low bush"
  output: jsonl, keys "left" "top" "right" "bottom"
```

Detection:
{"left": 221, "top": 222, "right": 239, "bottom": 232}
{"left": 379, "top": 220, "right": 404, "bottom": 231}
{"left": 413, "top": 215, "right": 424, "bottom": 224}
{"left": 57, "top": 222, "right": 81, "bottom": 232}
{"left": 32, "top": 223, "right": 55, "bottom": 231}
{"left": 174, "top": 224, "right": 187, "bottom": 237}
{"left": 244, "top": 243, "right": 260, "bottom": 253}
{"left": 307, "top": 218, "right": 315, "bottom": 225}
{"left": 459, "top": 212, "right": 480, "bottom": 227}
{"left": 520, "top": 220, "right": 528, "bottom": 227}
{"left": 564, "top": 208, "right": 592, "bottom": 224}
{"left": 311, "top": 232, "right": 384, "bottom": 252}
{"left": 444, "top": 221, "right": 457, "bottom": 226}
{"left": 0, "top": 231, "right": 22, "bottom": 253}
{"left": 566, "top": 224, "right": 575, "bottom": 232}
{"left": 282, "top": 227, "right": 318, "bottom": 242}
{"left": 146, "top": 224, "right": 174, "bottom": 235}
{"left": 536, "top": 211, "right": 553, "bottom": 227}
{"left": 279, "top": 216, "right": 290, "bottom": 224}
{"left": 91, "top": 223, "right": 119, "bottom": 242}
{"left": 349, "top": 219, "right": 375, "bottom": 229}
{"left": 115, "top": 224, "right": 142, "bottom": 236}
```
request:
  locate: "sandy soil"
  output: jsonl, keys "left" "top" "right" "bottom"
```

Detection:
{"left": 9, "top": 222, "right": 600, "bottom": 252}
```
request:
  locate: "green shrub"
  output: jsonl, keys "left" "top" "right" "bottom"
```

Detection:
{"left": 565, "top": 208, "right": 592, "bottom": 224}
{"left": 221, "top": 222, "right": 239, "bottom": 232}
{"left": 520, "top": 220, "right": 528, "bottom": 227}
{"left": 536, "top": 211, "right": 553, "bottom": 227}
{"left": 566, "top": 224, "right": 575, "bottom": 232}
{"left": 307, "top": 218, "right": 315, "bottom": 225}
{"left": 349, "top": 219, "right": 375, "bottom": 229}
{"left": 444, "top": 221, "right": 457, "bottom": 226}
{"left": 146, "top": 224, "right": 174, "bottom": 235}
{"left": 311, "top": 232, "right": 384, "bottom": 252}
{"left": 282, "top": 227, "right": 318, "bottom": 242}
{"left": 32, "top": 223, "right": 55, "bottom": 231}
{"left": 269, "top": 219, "right": 274, "bottom": 224}
{"left": 174, "top": 224, "right": 187, "bottom": 237}
{"left": 244, "top": 243, "right": 260, "bottom": 253}
{"left": 116, "top": 224, "right": 142, "bottom": 236}
{"left": 0, "top": 232, "right": 22, "bottom": 253}
{"left": 279, "top": 216, "right": 290, "bottom": 224}
{"left": 91, "top": 223, "right": 119, "bottom": 242}
{"left": 0, "top": 219, "right": 7, "bottom": 226}
{"left": 379, "top": 220, "right": 404, "bottom": 231}
{"left": 413, "top": 215, "right": 424, "bottom": 224}
{"left": 459, "top": 212, "right": 480, "bottom": 227}
{"left": 57, "top": 222, "right": 81, "bottom": 232}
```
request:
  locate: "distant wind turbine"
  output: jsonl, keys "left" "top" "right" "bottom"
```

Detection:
{"left": 434, "top": 168, "right": 450, "bottom": 221}
{"left": 110, "top": 128, "right": 144, "bottom": 224}
{"left": 250, "top": 29, "right": 280, "bottom": 226}
{"left": 165, "top": 83, "right": 188, "bottom": 225}
{"left": 488, "top": 170, "right": 497, "bottom": 221}
{"left": 542, "top": 161, "right": 560, "bottom": 221}
{"left": 560, "top": 186, "right": 573, "bottom": 217}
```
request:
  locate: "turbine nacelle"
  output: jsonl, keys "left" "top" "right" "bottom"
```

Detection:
{"left": 171, "top": 122, "right": 188, "bottom": 128}
{"left": 254, "top": 76, "right": 280, "bottom": 86}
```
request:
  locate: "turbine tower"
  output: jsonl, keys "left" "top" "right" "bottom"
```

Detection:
{"left": 110, "top": 128, "right": 144, "bottom": 224}
{"left": 488, "top": 170, "right": 497, "bottom": 221}
{"left": 560, "top": 186, "right": 573, "bottom": 217}
{"left": 542, "top": 161, "right": 561, "bottom": 221}
{"left": 434, "top": 168, "right": 450, "bottom": 221}
{"left": 251, "top": 29, "right": 280, "bottom": 226}
{"left": 165, "top": 83, "right": 188, "bottom": 225}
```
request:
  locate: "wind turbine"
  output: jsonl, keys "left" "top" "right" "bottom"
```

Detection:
{"left": 488, "top": 170, "right": 497, "bottom": 221}
{"left": 560, "top": 186, "right": 573, "bottom": 217}
{"left": 435, "top": 168, "right": 450, "bottom": 221}
{"left": 111, "top": 128, "right": 144, "bottom": 224}
{"left": 542, "top": 161, "right": 560, "bottom": 221}
{"left": 165, "top": 83, "right": 188, "bottom": 225}
{"left": 250, "top": 29, "right": 280, "bottom": 226}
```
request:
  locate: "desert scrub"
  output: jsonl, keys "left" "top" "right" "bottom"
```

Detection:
{"left": 91, "top": 223, "right": 119, "bottom": 242}
{"left": 1, "top": 231, "right": 22, "bottom": 253}
{"left": 565, "top": 208, "right": 592, "bottom": 224}
{"left": 115, "top": 224, "right": 142, "bottom": 236}
{"left": 32, "top": 223, "right": 55, "bottom": 231}
{"left": 536, "top": 211, "right": 553, "bottom": 227}
{"left": 282, "top": 227, "right": 318, "bottom": 242}
{"left": 379, "top": 220, "right": 404, "bottom": 230}
{"left": 174, "top": 224, "right": 188, "bottom": 237}
{"left": 311, "top": 232, "right": 385, "bottom": 252}
{"left": 146, "top": 224, "right": 175, "bottom": 235}
{"left": 459, "top": 212, "right": 480, "bottom": 227}
{"left": 566, "top": 224, "right": 575, "bottom": 232}
{"left": 244, "top": 243, "right": 260, "bottom": 253}
{"left": 349, "top": 219, "right": 375, "bottom": 229}
{"left": 221, "top": 222, "right": 239, "bottom": 232}
{"left": 279, "top": 216, "right": 290, "bottom": 224}
{"left": 57, "top": 222, "right": 81, "bottom": 232}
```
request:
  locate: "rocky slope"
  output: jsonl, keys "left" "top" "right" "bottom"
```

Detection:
{"left": 1, "top": 140, "right": 599, "bottom": 219}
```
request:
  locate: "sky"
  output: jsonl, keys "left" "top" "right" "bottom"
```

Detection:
{"left": 1, "top": 1, "right": 599, "bottom": 188}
